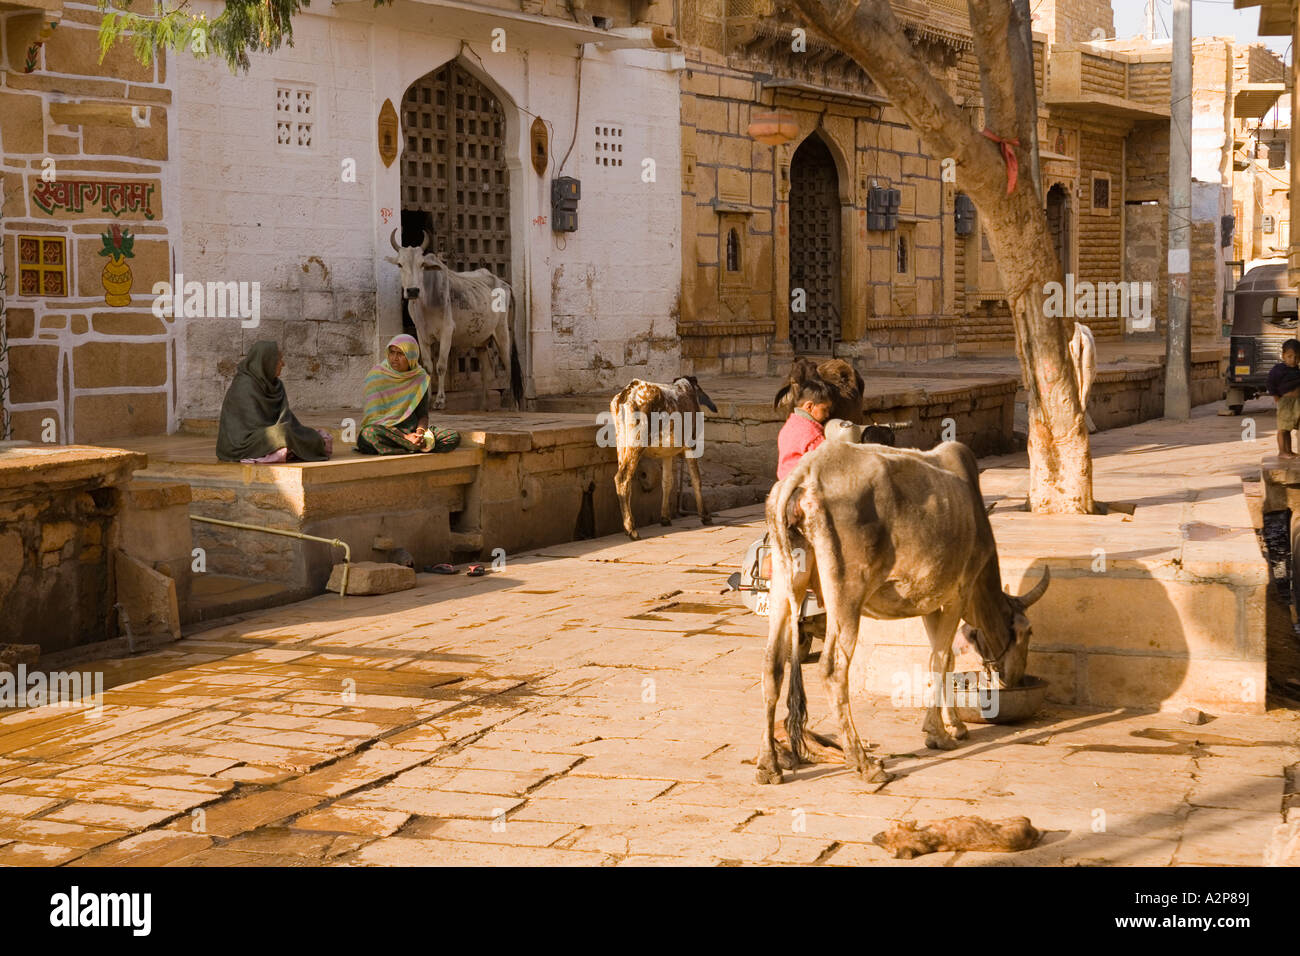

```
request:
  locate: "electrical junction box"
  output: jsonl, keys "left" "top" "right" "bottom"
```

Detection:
{"left": 867, "top": 186, "right": 900, "bottom": 231}
{"left": 954, "top": 193, "right": 975, "bottom": 236}
{"left": 551, "top": 176, "right": 580, "bottom": 232}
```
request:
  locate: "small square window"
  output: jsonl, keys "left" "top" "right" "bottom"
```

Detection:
{"left": 594, "top": 122, "right": 624, "bottom": 168}
{"left": 1091, "top": 173, "right": 1112, "bottom": 215}
{"left": 17, "top": 234, "right": 68, "bottom": 298}
{"left": 276, "top": 84, "right": 315, "bottom": 149}
{"left": 726, "top": 228, "right": 741, "bottom": 272}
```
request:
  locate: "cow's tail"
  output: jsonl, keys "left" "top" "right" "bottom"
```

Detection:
{"left": 772, "top": 472, "right": 808, "bottom": 764}
{"left": 508, "top": 291, "right": 524, "bottom": 408}
{"left": 509, "top": 341, "right": 524, "bottom": 409}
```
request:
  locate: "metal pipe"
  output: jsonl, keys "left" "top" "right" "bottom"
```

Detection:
{"left": 189, "top": 515, "right": 352, "bottom": 597}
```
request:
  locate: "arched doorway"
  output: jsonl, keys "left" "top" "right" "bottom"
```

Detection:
{"left": 398, "top": 61, "right": 511, "bottom": 389}
{"left": 788, "top": 135, "right": 842, "bottom": 354}
{"left": 1046, "top": 183, "right": 1071, "bottom": 274}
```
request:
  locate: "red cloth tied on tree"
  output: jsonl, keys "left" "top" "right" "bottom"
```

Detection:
{"left": 981, "top": 128, "right": 1021, "bottom": 195}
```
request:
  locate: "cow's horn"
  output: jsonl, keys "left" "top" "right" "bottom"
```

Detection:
{"left": 1017, "top": 567, "right": 1050, "bottom": 608}
{"left": 389, "top": 228, "right": 401, "bottom": 252}
{"left": 421, "top": 230, "right": 433, "bottom": 253}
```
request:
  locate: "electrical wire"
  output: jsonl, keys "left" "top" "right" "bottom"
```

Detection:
{"left": 558, "top": 46, "right": 585, "bottom": 176}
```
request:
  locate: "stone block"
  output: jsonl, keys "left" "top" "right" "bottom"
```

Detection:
{"left": 89, "top": 310, "right": 167, "bottom": 336}
{"left": 73, "top": 341, "right": 167, "bottom": 388}
{"left": 81, "top": 108, "right": 169, "bottom": 162}
{"left": 113, "top": 549, "right": 180, "bottom": 641}
{"left": 8, "top": 344, "right": 60, "bottom": 404}
{"left": 0, "top": 643, "right": 40, "bottom": 671}
{"left": 326, "top": 561, "right": 415, "bottom": 596}
{"left": 0, "top": 530, "right": 23, "bottom": 604}
{"left": 72, "top": 392, "right": 167, "bottom": 443}
{"left": 0, "top": 91, "right": 44, "bottom": 154}
{"left": 5, "top": 307, "right": 35, "bottom": 340}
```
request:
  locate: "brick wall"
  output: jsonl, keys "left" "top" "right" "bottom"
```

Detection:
{"left": 1033, "top": 0, "right": 1115, "bottom": 42}
{"left": 1233, "top": 42, "right": 1285, "bottom": 86}
{"left": 1076, "top": 123, "right": 1126, "bottom": 338}
{"left": 681, "top": 0, "right": 955, "bottom": 370}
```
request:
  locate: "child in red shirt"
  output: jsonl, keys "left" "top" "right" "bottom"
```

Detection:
{"left": 777, "top": 378, "right": 834, "bottom": 479}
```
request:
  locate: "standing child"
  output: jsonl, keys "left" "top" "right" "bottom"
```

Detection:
{"left": 1268, "top": 338, "right": 1300, "bottom": 459}
{"left": 777, "top": 378, "right": 834, "bottom": 479}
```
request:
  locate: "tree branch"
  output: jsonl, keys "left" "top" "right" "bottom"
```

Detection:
{"left": 786, "top": 0, "right": 1008, "bottom": 201}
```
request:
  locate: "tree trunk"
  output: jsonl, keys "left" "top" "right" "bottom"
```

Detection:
{"left": 785, "top": 0, "right": 1094, "bottom": 513}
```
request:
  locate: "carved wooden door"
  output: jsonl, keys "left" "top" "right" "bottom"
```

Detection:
{"left": 788, "top": 136, "right": 841, "bottom": 354}
{"left": 400, "top": 62, "right": 511, "bottom": 384}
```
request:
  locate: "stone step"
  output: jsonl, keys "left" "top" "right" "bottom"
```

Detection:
{"left": 184, "top": 574, "right": 308, "bottom": 625}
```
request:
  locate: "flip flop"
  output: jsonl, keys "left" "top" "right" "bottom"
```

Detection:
{"left": 466, "top": 564, "right": 487, "bottom": 577}
{"left": 426, "top": 564, "right": 458, "bottom": 575}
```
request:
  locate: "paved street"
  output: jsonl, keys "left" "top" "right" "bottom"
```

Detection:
{"left": 1, "top": 411, "right": 1299, "bottom": 866}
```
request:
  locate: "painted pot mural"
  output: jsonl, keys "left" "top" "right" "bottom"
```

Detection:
{"left": 99, "top": 224, "right": 135, "bottom": 306}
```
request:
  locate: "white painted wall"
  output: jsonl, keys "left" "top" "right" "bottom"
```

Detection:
{"left": 174, "top": 2, "right": 681, "bottom": 420}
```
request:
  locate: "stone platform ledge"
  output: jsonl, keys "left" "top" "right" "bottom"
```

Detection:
{"left": 0, "top": 443, "right": 145, "bottom": 497}
{"left": 116, "top": 414, "right": 653, "bottom": 595}
{"left": 176, "top": 411, "right": 605, "bottom": 454}
{"left": 849, "top": 506, "right": 1267, "bottom": 716}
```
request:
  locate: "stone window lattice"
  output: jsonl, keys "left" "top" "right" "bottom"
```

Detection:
{"left": 277, "top": 85, "right": 314, "bottom": 148}
{"left": 17, "top": 235, "right": 67, "bottom": 297}
{"left": 594, "top": 123, "right": 623, "bottom": 167}
{"left": 1091, "top": 172, "right": 1112, "bottom": 215}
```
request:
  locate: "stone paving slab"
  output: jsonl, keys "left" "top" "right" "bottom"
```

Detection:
{"left": 1, "top": 411, "right": 1298, "bottom": 865}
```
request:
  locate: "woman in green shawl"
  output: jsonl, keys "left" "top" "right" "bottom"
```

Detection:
{"left": 356, "top": 334, "right": 460, "bottom": 455}
{"left": 215, "top": 341, "right": 331, "bottom": 463}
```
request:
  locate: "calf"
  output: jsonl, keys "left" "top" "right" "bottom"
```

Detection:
{"left": 610, "top": 377, "right": 717, "bottom": 540}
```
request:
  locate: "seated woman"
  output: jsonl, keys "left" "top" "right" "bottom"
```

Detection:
{"left": 357, "top": 334, "right": 460, "bottom": 455}
{"left": 216, "top": 340, "right": 332, "bottom": 463}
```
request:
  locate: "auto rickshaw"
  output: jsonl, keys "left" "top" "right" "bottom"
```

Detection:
{"left": 1225, "top": 260, "right": 1300, "bottom": 414}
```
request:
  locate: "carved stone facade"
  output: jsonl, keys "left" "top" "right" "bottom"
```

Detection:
{"left": 676, "top": 0, "right": 1198, "bottom": 370}
{"left": 679, "top": 0, "right": 974, "bottom": 375}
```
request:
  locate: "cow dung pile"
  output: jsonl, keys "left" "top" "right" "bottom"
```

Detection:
{"left": 872, "top": 816, "right": 1041, "bottom": 859}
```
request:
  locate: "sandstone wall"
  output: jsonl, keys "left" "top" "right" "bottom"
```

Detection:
{"left": 0, "top": 3, "right": 179, "bottom": 444}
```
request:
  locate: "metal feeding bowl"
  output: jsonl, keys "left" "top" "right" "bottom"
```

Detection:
{"left": 952, "top": 674, "right": 1050, "bottom": 725}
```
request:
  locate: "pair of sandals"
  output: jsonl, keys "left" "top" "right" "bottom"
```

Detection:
{"left": 427, "top": 563, "right": 486, "bottom": 577}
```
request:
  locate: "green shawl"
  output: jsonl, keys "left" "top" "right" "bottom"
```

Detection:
{"left": 362, "top": 335, "right": 430, "bottom": 428}
{"left": 215, "top": 341, "right": 327, "bottom": 462}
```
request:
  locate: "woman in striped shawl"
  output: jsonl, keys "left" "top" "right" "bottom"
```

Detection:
{"left": 356, "top": 335, "right": 460, "bottom": 455}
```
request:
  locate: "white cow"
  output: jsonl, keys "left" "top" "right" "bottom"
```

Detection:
{"left": 1068, "top": 321, "right": 1097, "bottom": 433}
{"left": 386, "top": 229, "right": 521, "bottom": 410}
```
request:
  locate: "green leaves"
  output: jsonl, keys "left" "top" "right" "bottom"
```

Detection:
{"left": 96, "top": 0, "right": 393, "bottom": 73}
{"left": 99, "top": 227, "right": 135, "bottom": 259}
